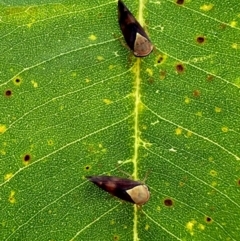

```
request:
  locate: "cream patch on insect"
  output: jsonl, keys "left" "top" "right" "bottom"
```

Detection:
{"left": 134, "top": 33, "right": 153, "bottom": 57}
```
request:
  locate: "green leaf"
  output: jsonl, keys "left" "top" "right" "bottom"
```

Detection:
{"left": 1, "top": 0, "right": 240, "bottom": 240}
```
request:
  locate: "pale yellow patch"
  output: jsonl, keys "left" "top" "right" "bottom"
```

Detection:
{"left": 47, "top": 139, "right": 54, "bottom": 146}
{"left": 145, "top": 224, "right": 150, "bottom": 231}
{"left": 198, "top": 224, "right": 205, "bottom": 230}
{"left": 234, "top": 77, "right": 240, "bottom": 87}
{"left": 186, "top": 131, "right": 192, "bottom": 137}
{"left": 9, "top": 190, "right": 16, "bottom": 204}
{"left": 215, "top": 107, "right": 221, "bottom": 113}
{"left": 97, "top": 56, "right": 104, "bottom": 61}
{"left": 186, "top": 220, "right": 196, "bottom": 235}
{"left": 184, "top": 97, "right": 190, "bottom": 104}
{"left": 85, "top": 78, "right": 91, "bottom": 83}
{"left": 31, "top": 80, "right": 38, "bottom": 88}
{"left": 221, "top": 126, "right": 228, "bottom": 132}
{"left": 208, "top": 156, "right": 214, "bottom": 162}
{"left": 230, "top": 21, "right": 237, "bottom": 27}
{"left": 175, "top": 127, "right": 182, "bottom": 135}
{"left": 71, "top": 72, "right": 77, "bottom": 77}
{"left": 109, "top": 65, "right": 115, "bottom": 70}
{"left": 4, "top": 173, "right": 13, "bottom": 180}
{"left": 142, "top": 124, "right": 147, "bottom": 130}
{"left": 110, "top": 220, "right": 115, "bottom": 225}
{"left": 211, "top": 181, "right": 217, "bottom": 187}
{"left": 0, "top": 150, "right": 6, "bottom": 155}
{"left": 98, "top": 144, "right": 103, "bottom": 148}
{"left": 0, "top": 124, "right": 7, "bottom": 134}
{"left": 146, "top": 68, "right": 153, "bottom": 76}
{"left": 157, "top": 206, "right": 161, "bottom": 211}
{"left": 27, "top": 19, "right": 36, "bottom": 28}
{"left": 210, "top": 170, "right": 217, "bottom": 177}
{"left": 103, "top": 99, "right": 112, "bottom": 105}
{"left": 200, "top": 4, "right": 214, "bottom": 11}
{"left": 231, "top": 43, "right": 238, "bottom": 49}
{"left": 196, "top": 111, "right": 202, "bottom": 117}
{"left": 88, "top": 34, "right": 97, "bottom": 41}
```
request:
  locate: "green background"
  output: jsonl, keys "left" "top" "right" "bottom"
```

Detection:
{"left": 0, "top": 0, "right": 240, "bottom": 240}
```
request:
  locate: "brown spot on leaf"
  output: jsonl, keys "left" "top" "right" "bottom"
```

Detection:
{"left": 160, "top": 70, "right": 166, "bottom": 80}
{"left": 196, "top": 36, "right": 205, "bottom": 44}
{"left": 207, "top": 75, "right": 214, "bottom": 82}
{"left": 24, "top": 154, "right": 31, "bottom": 162}
{"left": 5, "top": 90, "right": 12, "bottom": 97}
{"left": 193, "top": 90, "right": 201, "bottom": 97}
{"left": 205, "top": 216, "right": 212, "bottom": 223}
{"left": 176, "top": 63, "right": 185, "bottom": 73}
{"left": 176, "top": 0, "right": 184, "bottom": 5}
{"left": 164, "top": 198, "right": 174, "bottom": 207}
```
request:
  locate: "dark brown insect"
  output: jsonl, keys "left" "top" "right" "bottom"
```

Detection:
{"left": 86, "top": 175, "right": 150, "bottom": 205}
{"left": 118, "top": 0, "right": 153, "bottom": 57}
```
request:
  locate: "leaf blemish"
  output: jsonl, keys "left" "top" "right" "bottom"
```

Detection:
{"left": 176, "top": 0, "right": 185, "bottom": 5}
{"left": 196, "top": 36, "right": 206, "bottom": 44}
{"left": 5, "top": 90, "right": 12, "bottom": 97}
{"left": 175, "top": 63, "right": 185, "bottom": 74}
{"left": 164, "top": 198, "right": 174, "bottom": 207}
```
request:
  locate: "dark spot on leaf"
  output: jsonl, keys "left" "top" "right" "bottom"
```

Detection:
{"left": 176, "top": 63, "right": 185, "bottom": 73}
{"left": 164, "top": 198, "right": 174, "bottom": 207}
{"left": 15, "top": 78, "right": 21, "bottom": 83}
{"left": 157, "top": 56, "right": 164, "bottom": 64}
{"left": 113, "top": 235, "right": 119, "bottom": 241}
{"left": 219, "top": 24, "right": 227, "bottom": 30}
{"left": 85, "top": 165, "right": 91, "bottom": 171}
{"left": 196, "top": 36, "right": 205, "bottom": 44}
{"left": 205, "top": 216, "right": 212, "bottom": 223}
{"left": 207, "top": 75, "right": 214, "bottom": 82}
{"left": 148, "top": 78, "right": 154, "bottom": 85}
{"left": 176, "top": 0, "right": 184, "bottom": 5}
{"left": 193, "top": 90, "right": 201, "bottom": 97}
{"left": 237, "top": 179, "right": 240, "bottom": 186}
{"left": 5, "top": 90, "right": 12, "bottom": 97}
{"left": 24, "top": 154, "right": 31, "bottom": 162}
{"left": 160, "top": 70, "right": 166, "bottom": 80}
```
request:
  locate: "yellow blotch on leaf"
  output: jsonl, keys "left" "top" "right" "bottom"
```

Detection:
{"left": 221, "top": 126, "right": 228, "bottom": 132}
{"left": 109, "top": 65, "right": 115, "bottom": 70}
{"left": 198, "top": 224, "right": 205, "bottom": 231}
{"left": 103, "top": 99, "right": 112, "bottom": 105}
{"left": 210, "top": 170, "right": 217, "bottom": 177}
{"left": 232, "top": 43, "right": 238, "bottom": 49}
{"left": 175, "top": 127, "right": 182, "bottom": 135}
{"left": 184, "top": 97, "right": 191, "bottom": 104}
{"left": 47, "top": 139, "right": 54, "bottom": 146}
{"left": 145, "top": 224, "right": 150, "bottom": 231}
{"left": 97, "top": 56, "right": 104, "bottom": 61}
{"left": 146, "top": 68, "right": 153, "bottom": 76}
{"left": 9, "top": 190, "right": 16, "bottom": 204}
{"left": 211, "top": 181, "right": 217, "bottom": 187}
{"left": 200, "top": 4, "right": 214, "bottom": 11}
{"left": 230, "top": 21, "right": 237, "bottom": 27}
{"left": 88, "top": 34, "right": 97, "bottom": 41}
{"left": 85, "top": 78, "right": 91, "bottom": 83}
{"left": 196, "top": 111, "right": 202, "bottom": 117}
{"left": 31, "top": 80, "right": 38, "bottom": 88}
{"left": 4, "top": 173, "right": 13, "bottom": 180}
{"left": 186, "top": 220, "right": 197, "bottom": 235}
{"left": 186, "top": 131, "right": 192, "bottom": 137}
{"left": 215, "top": 107, "right": 221, "bottom": 113}
{"left": 0, "top": 124, "right": 7, "bottom": 134}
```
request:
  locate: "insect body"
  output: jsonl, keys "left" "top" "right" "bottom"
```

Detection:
{"left": 86, "top": 175, "right": 150, "bottom": 205}
{"left": 118, "top": 0, "right": 153, "bottom": 57}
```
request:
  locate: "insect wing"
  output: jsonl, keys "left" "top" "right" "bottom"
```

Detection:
{"left": 86, "top": 176, "right": 142, "bottom": 204}
{"left": 118, "top": 0, "right": 153, "bottom": 57}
